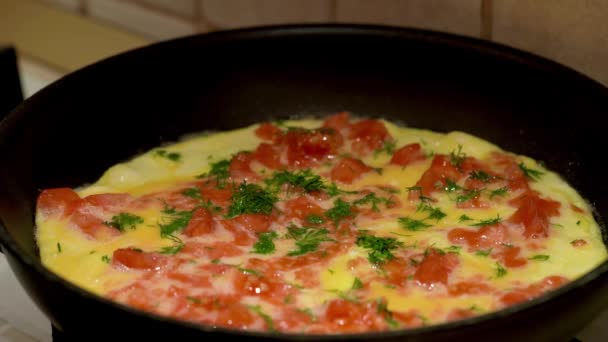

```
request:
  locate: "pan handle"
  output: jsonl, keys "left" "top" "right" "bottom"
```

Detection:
{"left": 0, "top": 46, "right": 24, "bottom": 122}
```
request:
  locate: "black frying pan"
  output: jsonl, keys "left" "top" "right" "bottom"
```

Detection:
{"left": 1, "top": 25, "right": 607, "bottom": 341}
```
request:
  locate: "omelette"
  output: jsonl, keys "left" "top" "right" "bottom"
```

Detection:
{"left": 35, "top": 113, "right": 607, "bottom": 333}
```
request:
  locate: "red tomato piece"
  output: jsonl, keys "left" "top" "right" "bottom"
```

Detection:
{"left": 283, "top": 196, "right": 324, "bottom": 221}
{"left": 113, "top": 248, "right": 168, "bottom": 270}
{"left": 69, "top": 204, "right": 121, "bottom": 240}
{"left": 571, "top": 239, "right": 587, "bottom": 247}
{"left": 255, "top": 123, "right": 282, "bottom": 141}
{"left": 221, "top": 219, "right": 256, "bottom": 246}
{"left": 215, "top": 302, "right": 257, "bottom": 329}
{"left": 414, "top": 249, "right": 459, "bottom": 288}
{"left": 231, "top": 213, "right": 272, "bottom": 233}
{"left": 183, "top": 207, "right": 214, "bottom": 237}
{"left": 229, "top": 152, "right": 259, "bottom": 182}
{"left": 199, "top": 182, "right": 232, "bottom": 207}
{"left": 181, "top": 241, "right": 244, "bottom": 259}
{"left": 464, "top": 178, "right": 487, "bottom": 191}
{"left": 491, "top": 152, "right": 530, "bottom": 191}
{"left": 284, "top": 128, "right": 343, "bottom": 167}
{"left": 384, "top": 257, "right": 414, "bottom": 286}
{"left": 205, "top": 241, "right": 244, "bottom": 259}
{"left": 448, "top": 281, "right": 494, "bottom": 296}
{"left": 456, "top": 194, "right": 490, "bottom": 209}
{"left": 499, "top": 276, "right": 568, "bottom": 306}
{"left": 330, "top": 157, "right": 372, "bottom": 184}
{"left": 83, "top": 193, "right": 133, "bottom": 210}
{"left": 37, "top": 188, "right": 81, "bottom": 218}
{"left": 448, "top": 224, "right": 509, "bottom": 250}
{"left": 409, "top": 155, "right": 462, "bottom": 200}
{"left": 276, "top": 307, "right": 314, "bottom": 331}
{"left": 167, "top": 272, "right": 212, "bottom": 288}
{"left": 349, "top": 119, "right": 391, "bottom": 155}
{"left": 493, "top": 245, "right": 527, "bottom": 268}
{"left": 294, "top": 268, "right": 320, "bottom": 288}
{"left": 571, "top": 204, "right": 585, "bottom": 213}
{"left": 143, "top": 189, "right": 199, "bottom": 211}
{"left": 507, "top": 191, "right": 561, "bottom": 239}
{"left": 324, "top": 299, "right": 384, "bottom": 332}
{"left": 460, "top": 157, "right": 488, "bottom": 174}
{"left": 322, "top": 112, "right": 351, "bottom": 131}
{"left": 390, "top": 143, "right": 426, "bottom": 166}
{"left": 233, "top": 271, "right": 296, "bottom": 305}
{"left": 253, "top": 143, "right": 283, "bottom": 169}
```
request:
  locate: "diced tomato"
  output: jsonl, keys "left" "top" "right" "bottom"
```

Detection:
{"left": 198, "top": 262, "right": 232, "bottom": 275}
{"left": 182, "top": 241, "right": 244, "bottom": 259}
{"left": 233, "top": 271, "right": 296, "bottom": 305}
{"left": 167, "top": 272, "right": 212, "bottom": 288}
{"left": 571, "top": 239, "right": 587, "bottom": 247}
{"left": 231, "top": 213, "right": 272, "bottom": 233}
{"left": 322, "top": 112, "right": 351, "bottom": 131}
{"left": 409, "top": 155, "right": 462, "bottom": 200}
{"left": 229, "top": 152, "right": 259, "bottom": 182}
{"left": 499, "top": 276, "right": 568, "bottom": 306}
{"left": 221, "top": 219, "right": 256, "bottom": 246}
{"left": 390, "top": 143, "right": 426, "bottom": 166}
{"left": 198, "top": 182, "right": 232, "bottom": 207}
{"left": 183, "top": 207, "right": 214, "bottom": 237}
{"left": 571, "top": 204, "right": 585, "bottom": 213}
{"left": 448, "top": 224, "right": 509, "bottom": 250}
{"left": 37, "top": 188, "right": 81, "bottom": 218}
{"left": 507, "top": 191, "right": 561, "bottom": 238}
{"left": 110, "top": 283, "right": 157, "bottom": 312}
{"left": 205, "top": 241, "right": 244, "bottom": 259}
{"left": 448, "top": 281, "right": 494, "bottom": 296}
{"left": 83, "top": 193, "right": 133, "bottom": 210}
{"left": 272, "top": 238, "right": 352, "bottom": 271}
{"left": 414, "top": 249, "right": 459, "bottom": 288}
{"left": 491, "top": 152, "right": 530, "bottom": 191}
{"left": 493, "top": 245, "right": 527, "bottom": 268}
{"left": 456, "top": 194, "right": 490, "bottom": 209}
{"left": 215, "top": 302, "right": 257, "bottom": 329}
{"left": 348, "top": 119, "right": 391, "bottom": 155}
{"left": 253, "top": 143, "right": 283, "bottom": 169}
{"left": 284, "top": 128, "right": 343, "bottom": 167}
{"left": 294, "top": 268, "right": 320, "bottom": 288}
{"left": 255, "top": 123, "right": 282, "bottom": 142}
{"left": 69, "top": 204, "right": 121, "bottom": 240}
{"left": 460, "top": 157, "right": 488, "bottom": 174}
{"left": 330, "top": 158, "right": 372, "bottom": 184}
{"left": 283, "top": 196, "right": 324, "bottom": 221}
{"left": 144, "top": 189, "right": 199, "bottom": 211}
{"left": 384, "top": 257, "right": 414, "bottom": 286}
{"left": 276, "top": 307, "right": 314, "bottom": 331}
{"left": 113, "top": 248, "right": 168, "bottom": 270}
{"left": 245, "top": 257, "right": 280, "bottom": 277}
{"left": 324, "top": 299, "right": 383, "bottom": 331}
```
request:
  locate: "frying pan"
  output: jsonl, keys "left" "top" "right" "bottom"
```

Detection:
{"left": 1, "top": 24, "right": 607, "bottom": 341}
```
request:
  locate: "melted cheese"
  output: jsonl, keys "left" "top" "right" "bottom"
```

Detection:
{"left": 36, "top": 118, "right": 607, "bottom": 332}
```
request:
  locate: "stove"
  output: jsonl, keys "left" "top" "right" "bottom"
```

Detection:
{"left": 0, "top": 49, "right": 607, "bottom": 342}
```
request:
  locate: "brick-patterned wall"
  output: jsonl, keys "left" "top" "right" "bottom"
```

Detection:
{"left": 39, "top": 0, "right": 608, "bottom": 85}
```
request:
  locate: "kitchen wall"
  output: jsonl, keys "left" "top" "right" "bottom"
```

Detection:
{"left": 12, "top": 0, "right": 608, "bottom": 86}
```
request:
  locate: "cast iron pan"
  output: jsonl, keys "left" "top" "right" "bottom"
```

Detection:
{"left": 1, "top": 25, "right": 608, "bottom": 341}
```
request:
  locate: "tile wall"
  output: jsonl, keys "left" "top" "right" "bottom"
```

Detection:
{"left": 35, "top": 0, "right": 608, "bottom": 85}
